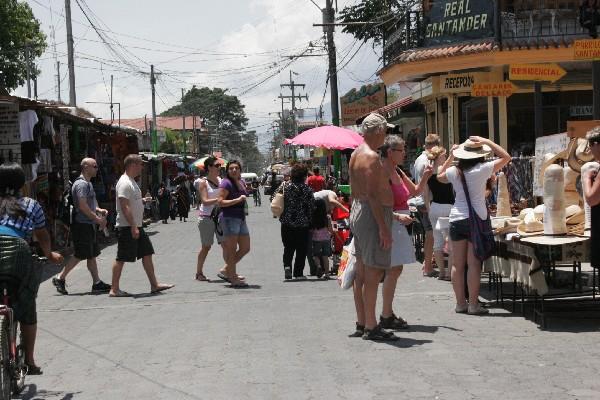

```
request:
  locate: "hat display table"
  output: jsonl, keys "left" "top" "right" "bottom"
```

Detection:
{"left": 484, "top": 234, "right": 595, "bottom": 328}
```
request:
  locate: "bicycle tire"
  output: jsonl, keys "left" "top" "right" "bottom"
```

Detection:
{"left": 12, "top": 331, "right": 25, "bottom": 395}
{"left": 0, "top": 316, "right": 11, "bottom": 400}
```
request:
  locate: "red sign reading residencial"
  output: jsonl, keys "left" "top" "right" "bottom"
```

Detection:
{"left": 471, "top": 82, "right": 516, "bottom": 97}
{"left": 574, "top": 39, "right": 600, "bottom": 60}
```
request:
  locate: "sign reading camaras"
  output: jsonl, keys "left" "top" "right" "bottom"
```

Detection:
{"left": 424, "top": 0, "right": 495, "bottom": 47}
{"left": 471, "top": 82, "right": 516, "bottom": 97}
{"left": 340, "top": 83, "right": 386, "bottom": 127}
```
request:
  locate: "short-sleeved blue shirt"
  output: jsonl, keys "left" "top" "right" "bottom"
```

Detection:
{"left": 0, "top": 197, "right": 46, "bottom": 239}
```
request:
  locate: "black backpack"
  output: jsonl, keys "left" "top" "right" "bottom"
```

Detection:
{"left": 57, "top": 177, "right": 84, "bottom": 226}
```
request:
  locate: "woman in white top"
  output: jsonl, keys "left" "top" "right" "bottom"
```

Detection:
{"left": 437, "top": 137, "right": 510, "bottom": 315}
{"left": 195, "top": 156, "right": 222, "bottom": 281}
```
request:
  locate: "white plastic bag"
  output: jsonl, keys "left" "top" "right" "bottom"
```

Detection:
{"left": 337, "top": 238, "right": 356, "bottom": 290}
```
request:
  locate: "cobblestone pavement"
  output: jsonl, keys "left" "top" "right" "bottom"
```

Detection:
{"left": 20, "top": 197, "right": 600, "bottom": 399}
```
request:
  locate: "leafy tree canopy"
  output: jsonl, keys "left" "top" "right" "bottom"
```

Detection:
{"left": 161, "top": 86, "right": 264, "bottom": 170}
{"left": 0, "top": 0, "right": 47, "bottom": 92}
{"left": 338, "top": 0, "right": 420, "bottom": 46}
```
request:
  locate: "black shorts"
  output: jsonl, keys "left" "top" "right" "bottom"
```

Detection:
{"left": 449, "top": 219, "right": 471, "bottom": 242}
{"left": 116, "top": 227, "right": 155, "bottom": 263}
{"left": 72, "top": 223, "right": 101, "bottom": 260}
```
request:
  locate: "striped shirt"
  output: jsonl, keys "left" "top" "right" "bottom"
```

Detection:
{"left": 0, "top": 197, "right": 46, "bottom": 239}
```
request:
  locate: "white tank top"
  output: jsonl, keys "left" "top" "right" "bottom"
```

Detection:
{"left": 198, "top": 177, "right": 221, "bottom": 216}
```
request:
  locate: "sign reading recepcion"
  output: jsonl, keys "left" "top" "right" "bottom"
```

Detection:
{"left": 424, "top": 0, "right": 495, "bottom": 47}
{"left": 340, "top": 83, "right": 386, "bottom": 127}
{"left": 439, "top": 72, "right": 487, "bottom": 94}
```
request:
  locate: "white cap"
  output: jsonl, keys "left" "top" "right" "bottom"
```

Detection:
{"left": 361, "top": 113, "right": 387, "bottom": 132}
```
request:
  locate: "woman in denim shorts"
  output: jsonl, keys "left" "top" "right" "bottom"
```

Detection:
{"left": 217, "top": 160, "right": 250, "bottom": 288}
{"left": 437, "top": 137, "right": 510, "bottom": 315}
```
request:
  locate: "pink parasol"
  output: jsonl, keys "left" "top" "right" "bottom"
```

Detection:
{"left": 284, "top": 125, "right": 363, "bottom": 150}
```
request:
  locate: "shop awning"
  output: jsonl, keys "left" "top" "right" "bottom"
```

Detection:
{"left": 355, "top": 96, "right": 413, "bottom": 125}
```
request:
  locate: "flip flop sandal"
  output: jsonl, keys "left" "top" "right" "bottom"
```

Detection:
{"left": 217, "top": 272, "right": 231, "bottom": 283}
{"left": 109, "top": 290, "right": 132, "bottom": 298}
{"left": 151, "top": 284, "right": 174, "bottom": 294}
{"left": 423, "top": 270, "right": 439, "bottom": 277}
{"left": 195, "top": 273, "right": 209, "bottom": 281}
{"left": 26, "top": 364, "right": 43, "bottom": 375}
{"left": 380, "top": 314, "right": 409, "bottom": 330}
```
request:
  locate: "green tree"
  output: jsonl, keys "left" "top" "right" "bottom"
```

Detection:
{"left": 158, "top": 128, "right": 186, "bottom": 154}
{"left": 161, "top": 86, "right": 263, "bottom": 168}
{"left": 0, "top": 0, "right": 47, "bottom": 92}
{"left": 338, "top": 0, "right": 420, "bottom": 48}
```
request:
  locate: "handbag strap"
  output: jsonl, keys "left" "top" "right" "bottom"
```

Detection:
{"left": 458, "top": 169, "right": 477, "bottom": 217}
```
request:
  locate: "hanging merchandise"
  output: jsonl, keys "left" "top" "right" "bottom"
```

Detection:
{"left": 496, "top": 172, "right": 512, "bottom": 217}
{"left": 504, "top": 157, "right": 534, "bottom": 208}
{"left": 18, "top": 110, "right": 38, "bottom": 142}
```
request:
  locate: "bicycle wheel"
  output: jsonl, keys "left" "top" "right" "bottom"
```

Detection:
{"left": 12, "top": 330, "right": 25, "bottom": 395}
{"left": 0, "top": 316, "right": 11, "bottom": 400}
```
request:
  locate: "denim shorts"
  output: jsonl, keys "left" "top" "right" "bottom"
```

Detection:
{"left": 312, "top": 240, "right": 332, "bottom": 257}
{"left": 449, "top": 219, "right": 470, "bottom": 242}
{"left": 220, "top": 217, "right": 250, "bottom": 237}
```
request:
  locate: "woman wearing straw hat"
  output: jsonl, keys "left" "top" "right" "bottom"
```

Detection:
{"left": 437, "top": 136, "right": 511, "bottom": 315}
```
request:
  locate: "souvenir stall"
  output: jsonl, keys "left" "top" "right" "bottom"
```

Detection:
{"left": 484, "top": 133, "right": 595, "bottom": 328}
{"left": 0, "top": 95, "right": 140, "bottom": 247}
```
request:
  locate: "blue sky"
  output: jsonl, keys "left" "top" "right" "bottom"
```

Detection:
{"left": 16, "top": 0, "right": 387, "bottom": 150}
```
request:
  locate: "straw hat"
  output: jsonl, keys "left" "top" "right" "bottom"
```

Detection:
{"left": 495, "top": 217, "right": 522, "bottom": 235}
{"left": 565, "top": 205, "right": 584, "bottom": 225}
{"left": 519, "top": 208, "right": 534, "bottom": 220}
{"left": 452, "top": 139, "right": 491, "bottom": 160}
{"left": 533, "top": 204, "right": 545, "bottom": 221}
{"left": 517, "top": 220, "right": 544, "bottom": 237}
{"left": 567, "top": 138, "right": 594, "bottom": 173}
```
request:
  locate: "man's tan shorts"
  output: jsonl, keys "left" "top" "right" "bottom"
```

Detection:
{"left": 349, "top": 200, "right": 392, "bottom": 269}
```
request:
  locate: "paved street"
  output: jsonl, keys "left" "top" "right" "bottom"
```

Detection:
{"left": 22, "top": 197, "right": 600, "bottom": 400}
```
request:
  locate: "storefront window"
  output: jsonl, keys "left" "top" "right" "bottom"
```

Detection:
{"left": 507, "top": 91, "right": 593, "bottom": 155}
{"left": 459, "top": 97, "right": 489, "bottom": 143}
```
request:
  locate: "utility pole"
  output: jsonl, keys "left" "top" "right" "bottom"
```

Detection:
{"left": 279, "top": 71, "right": 308, "bottom": 137}
{"left": 181, "top": 88, "right": 186, "bottom": 155}
{"left": 324, "top": 0, "right": 340, "bottom": 126}
{"left": 110, "top": 75, "right": 114, "bottom": 123}
{"left": 33, "top": 77, "right": 38, "bottom": 100}
{"left": 25, "top": 46, "right": 31, "bottom": 98}
{"left": 57, "top": 61, "right": 61, "bottom": 102}
{"left": 65, "top": 0, "right": 77, "bottom": 106}
{"left": 150, "top": 65, "right": 158, "bottom": 154}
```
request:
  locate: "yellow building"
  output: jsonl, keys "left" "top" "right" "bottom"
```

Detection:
{"left": 380, "top": 0, "right": 592, "bottom": 155}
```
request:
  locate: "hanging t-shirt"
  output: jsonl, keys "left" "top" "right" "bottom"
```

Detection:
{"left": 18, "top": 110, "right": 38, "bottom": 142}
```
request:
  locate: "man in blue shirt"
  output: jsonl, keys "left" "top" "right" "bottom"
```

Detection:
{"left": 52, "top": 158, "right": 111, "bottom": 295}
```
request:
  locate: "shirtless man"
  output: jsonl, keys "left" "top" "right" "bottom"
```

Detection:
{"left": 348, "top": 113, "right": 398, "bottom": 341}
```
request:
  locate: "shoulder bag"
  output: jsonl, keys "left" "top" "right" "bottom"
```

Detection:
{"left": 458, "top": 170, "right": 496, "bottom": 261}
{"left": 270, "top": 182, "right": 286, "bottom": 217}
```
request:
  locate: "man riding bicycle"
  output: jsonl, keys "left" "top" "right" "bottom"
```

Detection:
{"left": 251, "top": 180, "right": 261, "bottom": 206}
{"left": 0, "top": 163, "right": 63, "bottom": 375}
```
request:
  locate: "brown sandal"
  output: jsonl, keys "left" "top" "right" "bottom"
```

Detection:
{"left": 195, "top": 273, "right": 209, "bottom": 281}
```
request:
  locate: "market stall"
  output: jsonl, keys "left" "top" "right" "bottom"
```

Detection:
{"left": 483, "top": 134, "right": 597, "bottom": 328}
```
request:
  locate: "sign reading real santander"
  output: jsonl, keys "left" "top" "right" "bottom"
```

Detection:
{"left": 471, "top": 82, "right": 516, "bottom": 97}
{"left": 509, "top": 64, "right": 566, "bottom": 83}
